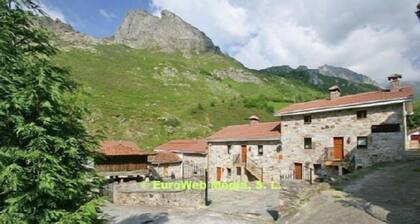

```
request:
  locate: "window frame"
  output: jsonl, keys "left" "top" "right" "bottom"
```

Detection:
{"left": 304, "top": 138, "right": 313, "bottom": 149}
{"left": 357, "top": 110, "right": 367, "bottom": 119}
{"left": 304, "top": 115, "right": 312, "bottom": 124}
{"left": 258, "top": 145, "right": 263, "bottom": 156}
{"left": 357, "top": 136, "right": 368, "bottom": 149}
{"left": 236, "top": 167, "right": 241, "bottom": 176}
{"left": 371, "top": 124, "right": 400, "bottom": 133}
{"left": 227, "top": 168, "right": 232, "bottom": 177}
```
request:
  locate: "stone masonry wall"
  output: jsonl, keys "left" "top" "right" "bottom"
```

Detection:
{"left": 208, "top": 140, "right": 282, "bottom": 182}
{"left": 180, "top": 153, "right": 207, "bottom": 178}
{"left": 112, "top": 182, "right": 204, "bottom": 208}
{"left": 151, "top": 162, "right": 182, "bottom": 180}
{"left": 280, "top": 103, "right": 406, "bottom": 179}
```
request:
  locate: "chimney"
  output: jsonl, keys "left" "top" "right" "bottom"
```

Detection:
{"left": 328, "top": 85, "right": 341, "bottom": 99}
{"left": 249, "top": 115, "right": 260, "bottom": 125}
{"left": 388, "top": 74, "right": 402, "bottom": 92}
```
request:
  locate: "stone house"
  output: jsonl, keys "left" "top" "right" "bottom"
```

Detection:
{"left": 207, "top": 116, "right": 282, "bottom": 182}
{"left": 408, "top": 128, "right": 420, "bottom": 150}
{"left": 148, "top": 151, "right": 183, "bottom": 180}
{"left": 276, "top": 75, "right": 414, "bottom": 180}
{"left": 96, "top": 141, "right": 151, "bottom": 181}
{"left": 150, "top": 139, "right": 207, "bottom": 179}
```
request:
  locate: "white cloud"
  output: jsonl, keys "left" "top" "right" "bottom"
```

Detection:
{"left": 151, "top": 0, "right": 420, "bottom": 82}
{"left": 99, "top": 9, "right": 116, "bottom": 21}
{"left": 39, "top": 1, "right": 67, "bottom": 22}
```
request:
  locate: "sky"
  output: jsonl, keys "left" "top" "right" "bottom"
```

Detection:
{"left": 38, "top": 0, "right": 420, "bottom": 83}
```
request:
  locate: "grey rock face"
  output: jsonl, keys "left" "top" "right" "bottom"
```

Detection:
{"left": 37, "top": 17, "right": 103, "bottom": 45}
{"left": 318, "top": 64, "right": 379, "bottom": 86}
{"left": 114, "top": 10, "right": 220, "bottom": 54}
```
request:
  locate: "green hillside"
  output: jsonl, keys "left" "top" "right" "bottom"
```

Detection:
{"left": 54, "top": 45, "right": 326, "bottom": 150}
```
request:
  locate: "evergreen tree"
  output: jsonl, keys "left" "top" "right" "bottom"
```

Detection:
{"left": 0, "top": 0, "right": 103, "bottom": 223}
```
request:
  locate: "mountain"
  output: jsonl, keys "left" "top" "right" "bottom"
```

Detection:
{"left": 114, "top": 10, "right": 220, "bottom": 54}
{"left": 261, "top": 65, "right": 380, "bottom": 95}
{"left": 318, "top": 65, "right": 379, "bottom": 86}
{"left": 38, "top": 10, "right": 380, "bottom": 149}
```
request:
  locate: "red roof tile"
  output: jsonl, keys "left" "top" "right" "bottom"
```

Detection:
{"left": 207, "top": 121, "right": 281, "bottom": 142}
{"left": 155, "top": 139, "right": 207, "bottom": 154}
{"left": 277, "top": 87, "right": 413, "bottom": 115}
{"left": 148, "top": 152, "right": 182, "bottom": 164}
{"left": 100, "top": 141, "right": 149, "bottom": 156}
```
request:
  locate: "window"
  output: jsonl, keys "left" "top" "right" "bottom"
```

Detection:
{"left": 227, "top": 168, "right": 232, "bottom": 177}
{"left": 258, "top": 145, "right": 263, "bottom": 156}
{"left": 357, "top": 136, "right": 368, "bottom": 149}
{"left": 304, "top": 138, "right": 312, "bottom": 149}
{"left": 371, "top": 124, "right": 400, "bottom": 133}
{"left": 313, "top": 164, "right": 322, "bottom": 176}
{"left": 236, "top": 167, "right": 241, "bottom": 175}
{"left": 227, "top": 145, "right": 232, "bottom": 154}
{"left": 304, "top": 115, "right": 312, "bottom": 124}
{"left": 357, "top": 110, "right": 367, "bottom": 119}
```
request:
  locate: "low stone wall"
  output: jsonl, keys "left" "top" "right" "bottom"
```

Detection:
{"left": 111, "top": 182, "right": 205, "bottom": 208}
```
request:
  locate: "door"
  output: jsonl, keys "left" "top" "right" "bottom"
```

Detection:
{"left": 241, "top": 145, "right": 247, "bottom": 163}
{"left": 294, "top": 163, "right": 302, "bottom": 180}
{"left": 333, "top": 137, "right": 344, "bottom": 160}
{"left": 216, "top": 167, "right": 222, "bottom": 181}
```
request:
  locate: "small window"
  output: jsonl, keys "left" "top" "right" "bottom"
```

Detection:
{"left": 258, "top": 145, "right": 263, "bottom": 156}
{"left": 357, "top": 136, "right": 368, "bottom": 149}
{"left": 227, "top": 168, "right": 232, "bottom": 177}
{"left": 304, "top": 138, "right": 312, "bottom": 149}
{"left": 313, "top": 164, "right": 322, "bottom": 176}
{"left": 371, "top": 124, "right": 400, "bottom": 133}
{"left": 304, "top": 115, "right": 312, "bottom": 124}
{"left": 357, "top": 110, "right": 367, "bottom": 119}
{"left": 227, "top": 145, "right": 231, "bottom": 154}
{"left": 236, "top": 167, "right": 241, "bottom": 175}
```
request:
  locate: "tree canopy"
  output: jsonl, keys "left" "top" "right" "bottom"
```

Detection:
{"left": 0, "top": 0, "right": 103, "bottom": 223}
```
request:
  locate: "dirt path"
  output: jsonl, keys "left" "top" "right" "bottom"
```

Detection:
{"left": 283, "top": 160, "right": 420, "bottom": 224}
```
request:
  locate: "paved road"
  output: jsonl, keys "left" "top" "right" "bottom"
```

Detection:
{"left": 284, "top": 160, "right": 420, "bottom": 224}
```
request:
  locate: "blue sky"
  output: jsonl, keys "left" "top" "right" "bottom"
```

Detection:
{"left": 39, "top": 0, "right": 153, "bottom": 37}
{"left": 39, "top": 0, "right": 420, "bottom": 82}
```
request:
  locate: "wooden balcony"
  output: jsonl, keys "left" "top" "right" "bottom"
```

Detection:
{"left": 324, "top": 147, "right": 349, "bottom": 167}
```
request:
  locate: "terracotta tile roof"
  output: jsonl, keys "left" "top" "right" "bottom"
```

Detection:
{"left": 155, "top": 139, "right": 207, "bottom": 154}
{"left": 207, "top": 121, "right": 281, "bottom": 142}
{"left": 148, "top": 152, "right": 182, "bottom": 164}
{"left": 277, "top": 87, "right": 413, "bottom": 116}
{"left": 100, "top": 141, "right": 149, "bottom": 156}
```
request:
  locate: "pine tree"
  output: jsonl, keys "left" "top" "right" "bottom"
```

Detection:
{"left": 0, "top": 1, "right": 103, "bottom": 223}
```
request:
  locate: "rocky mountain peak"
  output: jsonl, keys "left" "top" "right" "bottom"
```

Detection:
{"left": 318, "top": 64, "right": 379, "bottom": 86}
{"left": 114, "top": 9, "right": 220, "bottom": 54}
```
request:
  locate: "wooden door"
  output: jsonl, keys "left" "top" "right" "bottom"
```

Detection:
{"left": 216, "top": 167, "right": 222, "bottom": 181}
{"left": 333, "top": 137, "right": 344, "bottom": 160}
{"left": 241, "top": 145, "right": 247, "bottom": 163}
{"left": 294, "top": 163, "right": 302, "bottom": 180}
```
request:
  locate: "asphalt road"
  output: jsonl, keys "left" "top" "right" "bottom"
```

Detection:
{"left": 284, "top": 160, "right": 420, "bottom": 224}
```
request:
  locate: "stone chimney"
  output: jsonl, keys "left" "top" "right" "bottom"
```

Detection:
{"left": 388, "top": 74, "right": 402, "bottom": 92}
{"left": 328, "top": 85, "right": 341, "bottom": 99}
{"left": 249, "top": 115, "right": 260, "bottom": 125}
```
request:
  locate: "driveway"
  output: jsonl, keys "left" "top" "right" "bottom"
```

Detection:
{"left": 283, "top": 160, "right": 420, "bottom": 224}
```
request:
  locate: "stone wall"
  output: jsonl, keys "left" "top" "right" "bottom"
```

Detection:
{"left": 280, "top": 103, "right": 406, "bottom": 179}
{"left": 208, "top": 141, "right": 282, "bottom": 182}
{"left": 112, "top": 182, "right": 205, "bottom": 208}
{"left": 151, "top": 162, "right": 182, "bottom": 180}
{"left": 178, "top": 153, "right": 207, "bottom": 178}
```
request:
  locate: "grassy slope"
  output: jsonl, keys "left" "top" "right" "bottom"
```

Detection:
{"left": 54, "top": 44, "right": 326, "bottom": 150}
